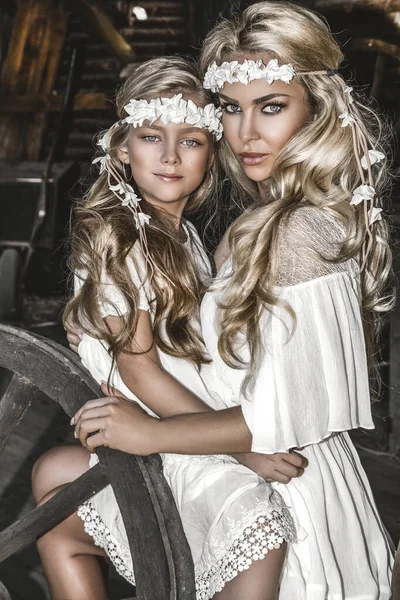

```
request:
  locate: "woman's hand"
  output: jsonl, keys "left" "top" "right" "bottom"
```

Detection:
{"left": 71, "top": 395, "right": 159, "bottom": 455}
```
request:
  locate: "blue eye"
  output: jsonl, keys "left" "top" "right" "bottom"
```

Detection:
{"left": 182, "top": 139, "right": 201, "bottom": 147}
{"left": 221, "top": 103, "right": 241, "bottom": 114}
{"left": 142, "top": 135, "right": 160, "bottom": 142}
{"left": 262, "top": 103, "right": 285, "bottom": 115}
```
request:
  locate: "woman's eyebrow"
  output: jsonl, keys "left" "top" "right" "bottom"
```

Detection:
{"left": 219, "top": 92, "right": 290, "bottom": 104}
{"left": 253, "top": 93, "right": 290, "bottom": 104}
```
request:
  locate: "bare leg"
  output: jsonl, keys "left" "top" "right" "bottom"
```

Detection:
{"left": 212, "top": 543, "right": 287, "bottom": 600}
{"left": 32, "top": 445, "right": 109, "bottom": 600}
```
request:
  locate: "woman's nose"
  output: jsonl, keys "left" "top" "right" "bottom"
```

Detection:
{"left": 239, "top": 113, "right": 260, "bottom": 144}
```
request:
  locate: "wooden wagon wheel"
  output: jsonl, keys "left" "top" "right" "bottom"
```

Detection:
{"left": 0, "top": 324, "right": 195, "bottom": 600}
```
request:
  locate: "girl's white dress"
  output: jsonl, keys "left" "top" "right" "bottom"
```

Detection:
{"left": 75, "top": 220, "right": 295, "bottom": 599}
{"left": 200, "top": 207, "right": 394, "bottom": 599}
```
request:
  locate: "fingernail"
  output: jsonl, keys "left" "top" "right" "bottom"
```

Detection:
{"left": 74, "top": 430, "right": 77, "bottom": 438}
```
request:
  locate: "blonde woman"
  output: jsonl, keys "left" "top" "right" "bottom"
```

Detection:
{"left": 73, "top": 3, "right": 395, "bottom": 598}
{"left": 33, "top": 56, "right": 302, "bottom": 600}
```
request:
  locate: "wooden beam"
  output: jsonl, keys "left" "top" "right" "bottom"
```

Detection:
{"left": 351, "top": 38, "right": 400, "bottom": 61}
{"left": 0, "top": 92, "right": 110, "bottom": 114}
{"left": 0, "top": 464, "right": 108, "bottom": 562}
{"left": 65, "top": 0, "right": 135, "bottom": 64}
{"left": 312, "top": 0, "right": 400, "bottom": 10}
{"left": 0, "top": 375, "right": 38, "bottom": 456}
{"left": 1, "top": 0, "right": 36, "bottom": 93}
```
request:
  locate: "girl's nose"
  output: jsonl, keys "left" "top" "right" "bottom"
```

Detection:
{"left": 161, "top": 144, "right": 181, "bottom": 165}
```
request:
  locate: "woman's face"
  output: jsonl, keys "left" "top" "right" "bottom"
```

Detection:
{"left": 219, "top": 66, "right": 310, "bottom": 182}
{"left": 118, "top": 117, "right": 212, "bottom": 217}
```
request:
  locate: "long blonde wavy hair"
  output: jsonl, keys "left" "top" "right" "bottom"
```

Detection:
{"left": 200, "top": 1, "right": 395, "bottom": 394}
{"left": 64, "top": 57, "right": 219, "bottom": 364}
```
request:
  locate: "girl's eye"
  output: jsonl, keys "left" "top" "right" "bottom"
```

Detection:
{"left": 142, "top": 135, "right": 160, "bottom": 142}
{"left": 262, "top": 103, "right": 285, "bottom": 115}
{"left": 182, "top": 139, "right": 201, "bottom": 147}
{"left": 221, "top": 103, "right": 241, "bottom": 114}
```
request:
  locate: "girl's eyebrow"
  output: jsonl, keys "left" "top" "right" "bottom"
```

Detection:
{"left": 219, "top": 92, "right": 290, "bottom": 104}
{"left": 140, "top": 124, "right": 207, "bottom": 134}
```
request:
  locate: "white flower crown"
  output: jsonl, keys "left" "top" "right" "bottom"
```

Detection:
{"left": 123, "top": 93, "right": 223, "bottom": 140}
{"left": 203, "top": 59, "right": 296, "bottom": 93}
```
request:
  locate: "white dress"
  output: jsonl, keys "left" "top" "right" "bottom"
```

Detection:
{"left": 74, "top": 220, "right": 295, "bottom": 599}
{"left": 200, "top": 207, "right": 394, "bottom": 599}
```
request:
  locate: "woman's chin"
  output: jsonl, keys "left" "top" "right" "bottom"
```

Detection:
{"left": 241, "top": 163, "right": 272, "bottom": 182}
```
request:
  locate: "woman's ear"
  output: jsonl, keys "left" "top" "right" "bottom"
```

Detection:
{"left": 117, "top": 145, "right": 130, "bottom": 164}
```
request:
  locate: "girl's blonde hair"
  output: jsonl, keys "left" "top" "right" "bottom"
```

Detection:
{"left": 64, "top": 56, "right": 219, "bottom": 364}
{"left": 200, "top": 1, "right": 394, "bottom": 394}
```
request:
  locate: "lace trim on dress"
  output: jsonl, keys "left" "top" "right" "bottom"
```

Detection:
{"left": 77, "top": 502, "right": 135, "bottom": 586}
{"left": 196, "top": 499, "right": 296, "bottom": 600}
{"left": 78, "top": 497, "right": 295, "bottom": 598}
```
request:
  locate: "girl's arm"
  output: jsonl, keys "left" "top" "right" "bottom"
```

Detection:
{"left": 72, "top": 312, "right": 307, "bottom": 478}
{"left": 108, "top": 311, "right": 218, "bottom": 418}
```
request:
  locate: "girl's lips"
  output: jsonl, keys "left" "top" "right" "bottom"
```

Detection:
{"left": 154, "top": 173, "right": 183, "bottom": 182}
{"left": 239, "top": 153, "right": 269, "bottom": 166}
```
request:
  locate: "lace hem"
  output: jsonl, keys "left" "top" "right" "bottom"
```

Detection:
{"left": 196, "top": 500, "right": 295, "bottom": 600}
{"left": 77, "top": 502, "right": 135, "bottom": 586}
{"left": 77, "top": 498, "right": 294, "bottom": 600}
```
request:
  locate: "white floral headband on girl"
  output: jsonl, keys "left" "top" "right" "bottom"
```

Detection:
{"left": 92, "top": 93, "right": 223, "bottom": 232}
{"left": 203, "top": 59, "right": 385, "bottom": 271}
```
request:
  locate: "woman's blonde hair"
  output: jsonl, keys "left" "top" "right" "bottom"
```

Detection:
{"left": 64, "top": 56, "right": 219, "bottom": 364}
{"left": 200, "top": 1, "right": 395, "bottom": 394}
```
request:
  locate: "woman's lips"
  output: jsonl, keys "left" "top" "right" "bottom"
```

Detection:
{"left": 239, "top": 153, "right": 269, "bottom": 166}
{"left": 154, "top": 173, "right": 183, "bottom": 182}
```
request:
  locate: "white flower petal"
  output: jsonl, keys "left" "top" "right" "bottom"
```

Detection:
{"left": 361, "top": 149, "right": 385, "bottom": 170}
{"left": 339, "top": 111, "right": 355, "bottom": 127}
{"left": 350, "top": 184, "right": 375, "bottom": 205}
{"left": 134, "top": 212, "right": 151, "bottom": 228}
{"left": 369, "top": 207, "right": 383, "bottom": 225}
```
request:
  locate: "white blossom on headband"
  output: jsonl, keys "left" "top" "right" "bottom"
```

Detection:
{"left": 368, "top": 207, "right": 383, "bottom": 225}
{"left": 350, "top": 184, "right": 375, "bottom": 205}
{"left": 124, "top": 98, "right": 159, "bottom": 127}
{"left": 134, "top": 212, "right": 151, "bottom": 229}
{"left": 122, "top": 94, "right": 223, "bottom": 139}
{"left": 361, "top": 149, "right": 385, "bottom": 170}
{"left": 344, "top": 86, "right": 354, "bottom": 104}
{"left": 92, "top": 154, "right": 109, "bottom": 174}
{"left": 203, "top": 59, "right": 296, "bottom": 92}
{"left": 339, "top": 111, "right": 356, "bottom": 127}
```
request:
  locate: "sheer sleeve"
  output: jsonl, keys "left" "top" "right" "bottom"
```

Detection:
{"left": 239, "top": 207, "right": 374, "bottom": 453}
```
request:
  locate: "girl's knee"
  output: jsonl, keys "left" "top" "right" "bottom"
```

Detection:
{"left": 32, "top": 445, "right": 90, "bottom": 503}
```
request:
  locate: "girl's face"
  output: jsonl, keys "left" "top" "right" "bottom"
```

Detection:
{"left": 118, "top": 116, "right": 212, "bottom": 218}
{"left": 219, "top": 66, "right": 310, "bottom": 182}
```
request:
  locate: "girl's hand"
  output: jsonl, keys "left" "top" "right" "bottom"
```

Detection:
{"left": 71, "top": 395, "right": 159, "bottom": 455}
{"left": 64, "top": 319, "right": 84, "bottom": 354}
{"left": 232, "top": 451, "right": 308, "bottom": 484}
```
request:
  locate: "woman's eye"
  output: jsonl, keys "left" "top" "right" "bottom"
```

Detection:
{"left": 142, "top": 135, "right": 160, "bottom": 142}
{"left": 262, "top": 103, "right": 285, "bottom": 115}
{"left": 182, "top": 139, "right": 201, "bottom": 147}
{"left": 221, "top": 103, "right": 241, "bottom": 114}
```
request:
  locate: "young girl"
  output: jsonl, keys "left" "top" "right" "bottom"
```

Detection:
{"left": 73, "top": 3, "right": 395, "bottom": 598}
{"left": 33, "top": 56, "right": 302, "bottom": 600}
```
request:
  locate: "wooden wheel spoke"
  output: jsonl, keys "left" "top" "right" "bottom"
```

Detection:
{"left": 0, "top": 464, "right": 108, "bottom": 563}
{"left": 0, "top": 374, "right": 38, "bottom": 456}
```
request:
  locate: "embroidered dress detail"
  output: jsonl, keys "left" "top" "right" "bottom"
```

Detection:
{"left": 196, "top": 498, "right": 295, "bottom": 600}
{"left": 77, "top": 502, "right": 135, "bottom": 586}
